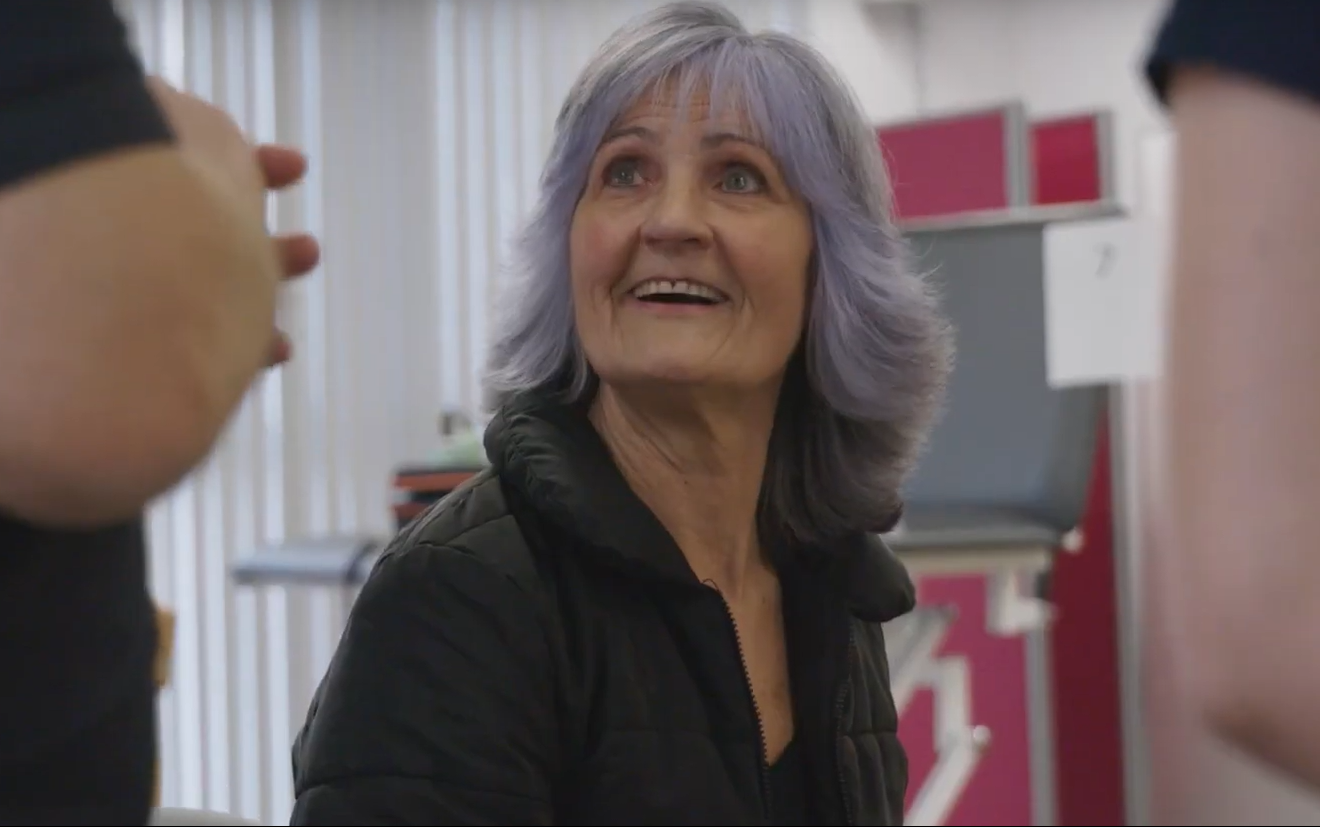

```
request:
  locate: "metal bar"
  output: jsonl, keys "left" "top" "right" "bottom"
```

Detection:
{"left": 1003, "top": 100, "right": 1032, "bottom": 209}
{"left": 894, "top": 545, "right": 1053, "bottom": 577}
{"left": 986, "top": 570, "right": 1053, "bottom": 637}
{"left": 906, "top": 657, "right": 991, "bottom": 826}
{"left": 901, "top": 200, "right": 1125, "bottom": 235}
{"left": 887, "top": 608, "right": 957, "bottom": 713}
{"left": 1025, "top": 627, "right": 1059, "bottom": 826}
{"left": 1111, "top": 383, "right": 1150, "bottom": 825}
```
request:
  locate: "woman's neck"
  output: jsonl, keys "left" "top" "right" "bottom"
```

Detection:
{"left": 589, "top": 383, "right": 778, "bottom": 599}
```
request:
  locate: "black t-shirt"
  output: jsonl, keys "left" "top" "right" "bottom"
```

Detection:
{"left": 768, "top": 738, "right": 808, "bottom": 826}
{"left": 0, "top": 1, "right": 173, "bottom": 824}
{"left": 1146, "top": 0, "right": 1320, "bottom": 104}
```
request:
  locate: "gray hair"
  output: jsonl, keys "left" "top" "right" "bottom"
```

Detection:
{"left": 484, "top": 1, "right": 953, "bottom": 545}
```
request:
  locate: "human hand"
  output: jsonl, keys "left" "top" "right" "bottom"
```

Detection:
{"left": 147, "top": 79, "right": 320, "bottom": 367}
{"left": 146, "top": 77, "right": 265, "bottom": 209}
{"left": 256, "top": 145, "right": 320, "bottom": 366}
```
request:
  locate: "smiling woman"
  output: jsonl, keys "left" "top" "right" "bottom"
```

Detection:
{"left": 289, "top": 3, "right": 953, "bottom": 825}
{"left": 487, "top": 2, "right": 951, "bottom": 542}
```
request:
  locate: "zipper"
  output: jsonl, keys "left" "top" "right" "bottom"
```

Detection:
{"left": 834, "top": 625, "right": 858, "bottom": 826}
{"left": 717, "top": 596, "right": 772, "bottom": 821}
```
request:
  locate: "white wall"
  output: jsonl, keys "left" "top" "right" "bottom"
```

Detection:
{"left": 803, "top": 0, "right": 920, "bottom": 122}
{"left": 805, "top": 1, "right": 1320, "bottom": 824}
{"left": 805, "top": 0, "right": 1169, "bottom": 207}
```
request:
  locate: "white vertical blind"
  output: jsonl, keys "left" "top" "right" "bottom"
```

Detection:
{"left": 117, "top": 1, "right": 804, "bottom": 822}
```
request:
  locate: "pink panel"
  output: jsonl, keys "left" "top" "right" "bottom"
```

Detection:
{"left": 877, "top": 106, "right": 1027, "bottom": 221}
{"left": 900, "top": 575, "right": 1034, "bottom": 825}
{"left": 1029, "top": 112, "right": 1114, "bottom": 206}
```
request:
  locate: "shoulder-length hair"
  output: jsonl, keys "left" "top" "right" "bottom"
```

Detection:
{"left": 484, "top": 1, "right": 953, "bottom": 546}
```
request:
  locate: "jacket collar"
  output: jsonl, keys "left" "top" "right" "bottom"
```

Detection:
{"left": 485, "top": 392, "right": 915, "bottom": 623}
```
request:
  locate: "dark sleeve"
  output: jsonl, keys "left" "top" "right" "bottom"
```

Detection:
{"left": 1146, "top": 0, "right": 1320, "bottom": 105}
{"left": 0, "top": 0, "right": 173, "bottom": 189}
{"left": 289, "top": 542, "right": 558, "bottom": 826}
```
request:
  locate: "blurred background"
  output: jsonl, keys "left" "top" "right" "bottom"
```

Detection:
{"left": 113, "top": 0, "right": 1316, "bottom": 824}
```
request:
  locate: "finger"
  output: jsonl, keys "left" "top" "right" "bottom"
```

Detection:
{"left": 275, "top": 232, "right": 320, "bottom": 279}
{"left": 257, "top": 144, "right": 308, "bottom": 190}
{"left": 266, "top": 331, "right": 293, "bottom": 368}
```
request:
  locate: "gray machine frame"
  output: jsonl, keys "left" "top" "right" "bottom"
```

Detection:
{"left": 885, "top": 199, "right": 1118, "bottom": 827}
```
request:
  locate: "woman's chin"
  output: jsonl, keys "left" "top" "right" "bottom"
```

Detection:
{"left": 599, "top": 365, "right": 777, "bottom": 403}
{"left": 619, "top": 369, "right": 716, "bottom": 388}
{"left": 601, "top": 362, "right": 724, "bottom": 391}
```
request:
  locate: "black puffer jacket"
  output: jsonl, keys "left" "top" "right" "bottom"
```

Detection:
{"left": 290, "top": 395, "right": 914, "bottom": 825}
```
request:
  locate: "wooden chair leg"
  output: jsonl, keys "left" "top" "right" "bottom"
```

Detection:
{"left": 153, "top": 606, "right": 176, "bottom": 808}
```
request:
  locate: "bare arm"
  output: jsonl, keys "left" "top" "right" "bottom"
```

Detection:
{"left": 0, "top": 145, "right": 281, "bottom": 527}
{"left": 1165, "top": 65, "right": 1320, "bottom": 786}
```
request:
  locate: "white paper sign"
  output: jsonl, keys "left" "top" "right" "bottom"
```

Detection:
{"left": 1042, "top": 216, "right": 1160, "bottom": 387}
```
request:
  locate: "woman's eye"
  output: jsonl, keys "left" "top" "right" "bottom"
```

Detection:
{"left": 603, "top": 158, "right": 643, "bottom": 188}
{"left": 720, "top": 163, "right": 764, "bottom": 194}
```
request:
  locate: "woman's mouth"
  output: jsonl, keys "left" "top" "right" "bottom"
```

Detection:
{"left": 628, "top": 278, "right": 728, "bottom": 306}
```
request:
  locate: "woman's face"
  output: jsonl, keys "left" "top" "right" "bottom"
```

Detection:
{"left": 569, "top": 84, "right": 813, "bottom": 396}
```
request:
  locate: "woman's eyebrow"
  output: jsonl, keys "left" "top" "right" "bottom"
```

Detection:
{"left": 700, "top": 130, "right": 764, "bottom": 151}
{"left": 600, "top": 125, "right": 657, "bottom": 147}
{"left": 598, "top": 126, "right": 765, "bottom": 153}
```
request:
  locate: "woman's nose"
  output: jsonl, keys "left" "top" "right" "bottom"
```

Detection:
{"left": 640, "top": 173, "right": 712, "bottom": 250}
